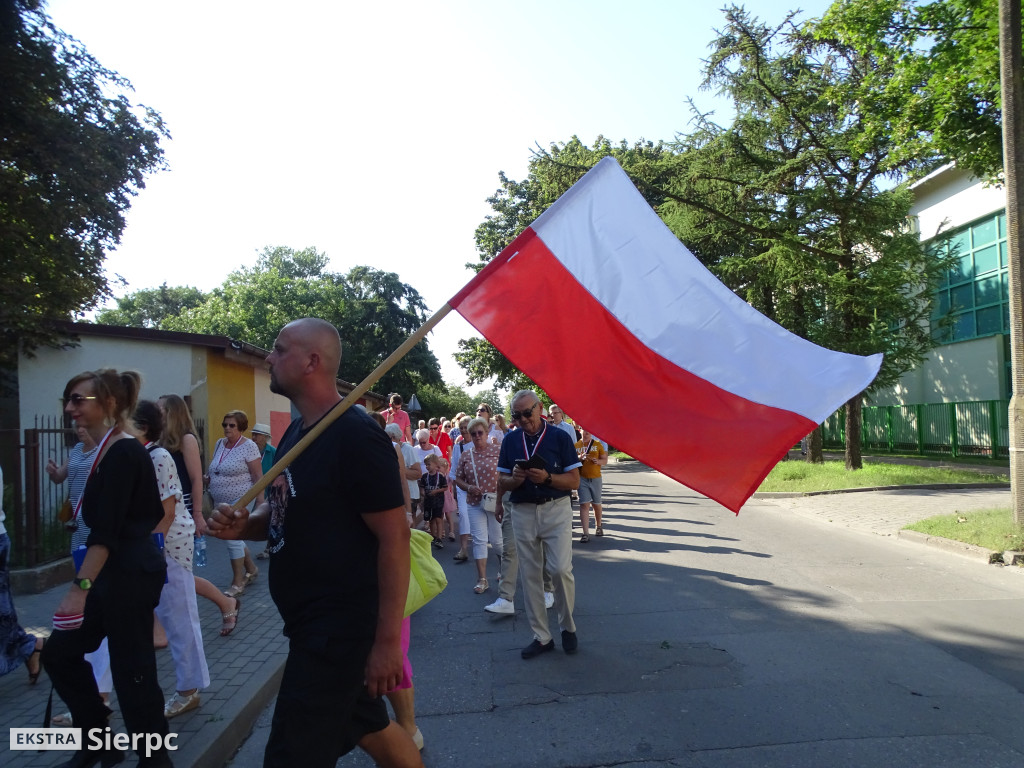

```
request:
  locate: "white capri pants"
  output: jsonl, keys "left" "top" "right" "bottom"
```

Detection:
{"left": 467, "top": 502, "right": 502, "bottom": 561}
{"left": 154, "top": 554, "right": 210, "bottom": 692}
{"left": 225, "top": 498, "right": 257, "bottom": 559}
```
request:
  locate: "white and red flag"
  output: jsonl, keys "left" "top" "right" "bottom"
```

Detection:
{"left": 450, "top": 157, "right": 882, "bottom": 512}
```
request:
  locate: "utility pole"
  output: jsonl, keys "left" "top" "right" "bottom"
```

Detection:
{"left": 1000, "top": 0, "right": 1024, "bottom": 526}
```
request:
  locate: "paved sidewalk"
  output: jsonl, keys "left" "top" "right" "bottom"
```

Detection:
{"left": 3, "top": 537, "right": 287, "bottom": 768}
{"left": 752, "top": 452, "right": 1012, "bottom": 546}
{"left": 3, "top": 457, "right": 1017, "bottom": 767}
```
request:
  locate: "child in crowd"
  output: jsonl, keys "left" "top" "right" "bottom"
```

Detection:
{"left": 419, "top": 454, "right": 449, "bottom": 548}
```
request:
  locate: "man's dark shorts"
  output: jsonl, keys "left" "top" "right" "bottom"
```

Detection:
{"left": 264, "top": 635, "right": 390, "bottom": 767}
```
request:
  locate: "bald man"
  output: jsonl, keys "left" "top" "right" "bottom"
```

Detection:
{"left": 209, "top": 318, "right": 423, "bottom": 768}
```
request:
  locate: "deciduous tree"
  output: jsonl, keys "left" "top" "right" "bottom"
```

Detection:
{"left": 0, "top": 0, "right": 167, "bottom": 366}
{"left": 164, "top": 247, "right": 442, "bottom": 398}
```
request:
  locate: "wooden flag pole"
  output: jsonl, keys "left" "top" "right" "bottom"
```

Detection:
{"left": 229, "top": 303, "right": 453, "bottom": 512}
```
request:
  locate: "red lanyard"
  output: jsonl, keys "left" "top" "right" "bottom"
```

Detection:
{"left": 521, "top": 422, "right": 548, "bottom": 459}
{"left": 216, "top": 437, "right": 243, "bottom": 469}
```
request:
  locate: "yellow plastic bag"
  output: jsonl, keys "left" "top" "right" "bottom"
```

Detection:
{"left": 405, "top": 528, "right": 447, "bottom": 616}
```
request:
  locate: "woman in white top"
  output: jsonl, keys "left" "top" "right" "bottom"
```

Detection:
{"left": 135, "top": 400, "right": 210, "bottom": 718}
{"left": 206, "top": 410, "right": 263, "bottom": 597}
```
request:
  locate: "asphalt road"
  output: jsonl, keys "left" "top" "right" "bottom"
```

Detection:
{"left": 228, "top": 462, "right": 1024, "bottom": 767}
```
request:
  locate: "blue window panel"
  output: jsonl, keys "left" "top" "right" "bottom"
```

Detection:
{"left": 974, "top": 244, "right": 999, "bottom": 275}
{"left": 932, "top": 290, "right": 950, "bottom": 318}
{"left": 948, "top": 231, "right": 972, "bottom": 282}
{"left": 972, "top": 218, "right": 998, "bottom": 247}
{"left": 952, "top": 312, "right": 976, "bottom": 340}
{"left": 950, "top": 313, "right": 974, "bottom": 339}
{"left": 1002, "top": 240, "right": 1009, "bottom": 268}
{"left": 976, "top": 306, "right": 1002, "bottom": 335}
{"left": 1002, "top": 272, "right": 1010, "bottom": 301}
{"left": 950, "top": 283, "right": 973, "bottom": 310}
{"left": 975, "top": 274, "right": 1001, "bottom": 305}
{"left": 998, "top": 212, "right": 1007, "bottom": 238}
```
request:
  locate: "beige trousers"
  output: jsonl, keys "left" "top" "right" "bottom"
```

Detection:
{"left": 508, "top": 496, "right": 576, "bottom": 644}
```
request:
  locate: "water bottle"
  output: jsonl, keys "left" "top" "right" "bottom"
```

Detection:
{"left": 194, "top": 534, "right": 207, "bottom": 567}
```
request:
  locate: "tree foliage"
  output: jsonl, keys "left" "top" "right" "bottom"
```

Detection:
{"left": 815, "top": 0, "right": 1006, "bottom": 181}
{"left": 0, "top": 0, "right": 168, "bottom": 366}
{"left": 95, "top": 283, "right": 206, "bottom": 328}
{"left": 460, "top": 137, "right": 673, "bottom": 389}
{"left": 413, "top": 382, "right": 475, "bottom": 421}
{"left": 162, "top": 246, "right": 443, "bottom": 398}
{"left": 667, "top": 6, "right": 956, "bottom": 467}
{"left": 466, "top": 7, "right": 959, "bottom": 470}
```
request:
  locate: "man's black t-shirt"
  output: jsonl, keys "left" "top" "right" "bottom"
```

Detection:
{"left": 266, "top": 406, "right": 404, "bottom": 640}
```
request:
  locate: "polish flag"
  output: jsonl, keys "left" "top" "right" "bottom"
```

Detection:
{"left": 450, "top": 157, "right": 882, "bottom": 512}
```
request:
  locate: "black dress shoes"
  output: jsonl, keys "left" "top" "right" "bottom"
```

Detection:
{"left": 561, "top": 630, "right": 578, "bottom": 654}
{"left": 521, "top": 638, "right": 555, "bottom": 659}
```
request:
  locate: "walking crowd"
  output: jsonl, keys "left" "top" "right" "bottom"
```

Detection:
{"left": 0, "top": 317, "right": 613, "bottom": 768}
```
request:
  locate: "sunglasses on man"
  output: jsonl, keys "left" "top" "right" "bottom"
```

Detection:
{"left": 510, "top": 403, "right": 536, "bottom": 421}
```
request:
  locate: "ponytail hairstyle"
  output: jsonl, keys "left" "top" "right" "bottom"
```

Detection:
{"left": 65, "top": 369, "right": 142, "bottom": 429}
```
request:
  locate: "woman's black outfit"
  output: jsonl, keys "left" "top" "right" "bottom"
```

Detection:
{"left": 42, "top": 438, "right": 171, "bottom": 766}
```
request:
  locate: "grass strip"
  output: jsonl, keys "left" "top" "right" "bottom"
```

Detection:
{"left": 904, "top": 508, "right": 1024, "bottom": 552}
{"left": 758, "top": 459, "right": 1007, "bottom": 493}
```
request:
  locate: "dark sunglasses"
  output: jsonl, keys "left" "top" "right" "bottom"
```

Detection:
{"left": 63, "top": 394, "right": 98, "bottom": 407}
{"left": 222, "top": 422, "right": 237, "bottom": 428}
{"left": 510, "top": 403, "right": 536, "bottom": 421}
{"left": 429, "top": 426, "right": 438, "bottom": 430}
{"left": 469, "top": 430, "right": 486, "bottom": 437}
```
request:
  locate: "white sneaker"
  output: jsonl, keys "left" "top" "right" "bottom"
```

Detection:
{"left": 484, "top": 597, "right": 515, "bottom": 614}
{"left": 544, "top": 591, "right": 554, "bottom": 609}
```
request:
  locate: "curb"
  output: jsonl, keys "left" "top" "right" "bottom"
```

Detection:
{"left": 753, "top": 482, "right": 1009, "bottom": 499}
{"left": 896, "top": 529, "right": 1000, "bottom": 564}
{"left": 189, "top": 661, "right": 284, "bottom": 768}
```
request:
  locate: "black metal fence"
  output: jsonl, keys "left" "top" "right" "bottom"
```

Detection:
{"left": 822, "top": 399, "right": 1009, "bottom": 459}
{"left": 1, "top": 417, "right": 75, "bottom": 568}
{"left": 3, "top": 414, "right": 208, "bottom": 569}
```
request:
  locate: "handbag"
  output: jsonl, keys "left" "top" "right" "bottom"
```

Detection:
{"left": 406, "top": 528, "right": 447, "bottom": 616}
{"left": 201, "top": 489, "right": 216, "bottom": 520}
{"left": 57, "top": 497, "right": 73, "bottom": 523}
{"left": 469, "top": 449, "right": 497, "bottom": 513}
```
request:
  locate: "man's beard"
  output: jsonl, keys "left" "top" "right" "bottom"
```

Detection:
{"left": 269, "top": 373, "right": 291, "bottom": 398}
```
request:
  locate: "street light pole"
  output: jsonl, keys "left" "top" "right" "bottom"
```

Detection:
{"left": 999, "top": 0, "right": 1024, "bottom": 526}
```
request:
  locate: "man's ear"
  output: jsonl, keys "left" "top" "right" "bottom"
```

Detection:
{"left": 306, "top": 352, "right": 321, "bottom": 374}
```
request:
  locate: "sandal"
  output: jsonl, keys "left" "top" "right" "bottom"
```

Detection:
{"left": 453, "top": 551, "right": 468, "bottom": 562}
{"left": 26, "top": 643, "right": 41, "bottom": 684}
{"left": 595, "top": 526, "right": 604, "bottom": 536}
{"left": 220, "top": 597, "right": 242, "bottom": 636}
{"left": 223, "top": 584, "right": 245, "bottom": 598}
{"left": 244, "top": 568, "right": 259, "bottom": 586}
{"left": 51, "top": 712, "right": 73, "bottom": 726}
{"left": 580, "top": 534, "right": 591, "bottom": 543}
{"left": 256, "top": 550, "right": 270, "bottom": 560}
{"left": 473, "top": 579, "right": 489, "bottom": 594}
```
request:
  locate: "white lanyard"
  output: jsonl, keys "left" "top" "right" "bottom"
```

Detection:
{"left": 520, "top": 422, "right": 548, "bottom": 460}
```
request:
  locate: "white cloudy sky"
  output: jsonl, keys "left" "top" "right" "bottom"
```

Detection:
{"left": 44, "top": 0, "right": 831, "bottom": 388}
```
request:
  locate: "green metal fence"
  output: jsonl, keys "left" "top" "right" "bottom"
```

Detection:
{"left": 821, "top": 400, "right": 1009, "bottom": 459}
